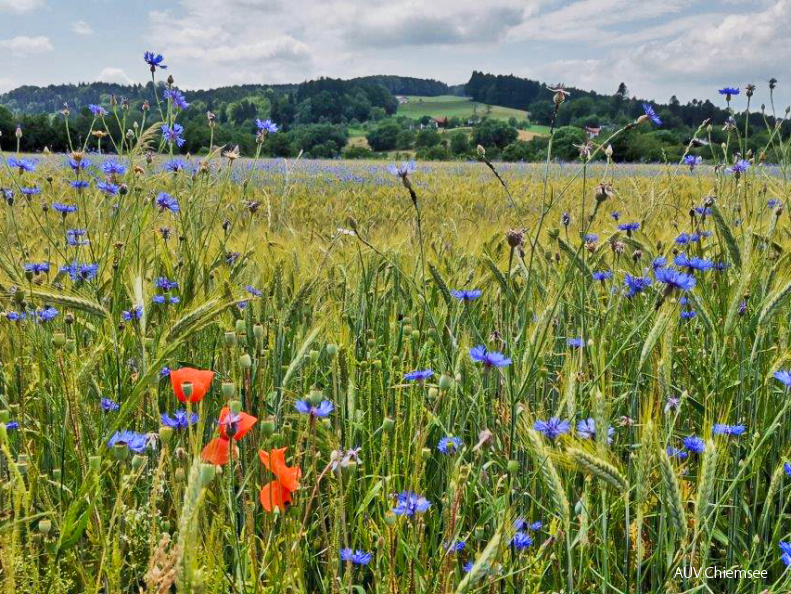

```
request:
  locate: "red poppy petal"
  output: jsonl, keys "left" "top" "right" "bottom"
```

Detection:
{"left": 201, "top": 437, "right": 236, "bottom": 466}
{"left": 259, "top": 480, "right": 292, "bottom": 512}
{"left": 258, "top": 447, "right": 287, "bottom": 471}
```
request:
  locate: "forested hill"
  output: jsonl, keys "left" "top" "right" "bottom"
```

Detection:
{"left": 0, "top": 75, "right": 455, "bottom": 115}
{"left": 464, "top": 71, "right": 732, "bottom": 129}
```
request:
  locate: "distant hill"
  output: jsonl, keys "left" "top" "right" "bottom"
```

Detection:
{"left": 397, "top": 95, "right": 530, "bottom": 122}
{"left": 351, "top": 75, "right": 454, "bottom": 97}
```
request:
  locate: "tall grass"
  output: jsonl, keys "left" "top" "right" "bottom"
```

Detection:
{"left": 0, "top": 65, "right": 790, "bottom": 593}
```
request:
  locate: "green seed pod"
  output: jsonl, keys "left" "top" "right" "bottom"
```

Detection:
{"left": 199, "top": 463, "right": 216, "bottom": 485}
{"left": 308, "top": 388, "right": 323, "bottom": 406}
{"left": 382, "top": 417, "right": 395, "bottom": 433}
{"left": 421, "top": 447, "right": 431, "bottom": 459}
{"left": 384, "top": 511, "right": 397, "bottom": 526}
{"left": 428, "top": 387, "right": 439, "bottom": 400}
{"left": 221, "top": 382, "right": 236, "bottom": 399}
{"left": 131, "top": 455, "right": 147, "bottom": 470}
{"left": 372, "top": 359, "right": 382, "bottom": 369}
{"left": 65, "top": 338, "right": 76, "bottom": 353}
{"left": 261, "top": 416, "right": 276, "bottom": 437}
{"left": 112, "top": 444, "right": 129, "bottom": 461}
{"left": 144, "top": 337, "right": 155, "bottom": 350}
{"left": 181, "top": 382, "right": 193, "bottom": 399}
{"left": 309, "top": 349, "right": 319, "bottom": 362}
{"left": 229, "top": 399, "right": 242, "bottom": 414}
{"left": 410, "top": 330, "right": 420, "bottom": 341}
{"left": 239, "top": 353, "right": 252, "bottom": 368}
{"left": 403, "top": 324, "right": 412, "bottom": 334}
{"left": 159, "top": 426, "right": 174, "bottom": 445}
{"left": 38, "top": 519, "right": 52, "bottom": 535}
{"left": 253, "top": 323, "right": 264, "bottom": 341}
{"left": 439, "top": 374, "right": 453, "bottom": 390}
{"left": 0, "top": 410, "right": 8, "bottom": 423}
{"left": 224, "top": 331, "right": 237, "bottom": 347}
{"left": 235, "top": 319, "right": 246, "bottom": 334}
{"left": 507, "top": 460, "right": 520, "bottom": 474}
{"left": 88, "top": 455, "right": 101, "bottom": 472}
{"left": 52, "top": 332, "right": 66, "bottom": 348}
{"left": 326, "top": 344, "right": 338, "bottom": 358}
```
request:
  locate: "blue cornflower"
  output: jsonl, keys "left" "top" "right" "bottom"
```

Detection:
{"left": 101, "top": 160, "right": 126, "bottom": 176}
{"left": 682, "top": 436, "right": 706, "bottom": 454}
{"left": 567, "top": 337, "right": 585, "bottom": 348}
{"left": 70, "top": 180, "right": 90, "bottom": 190}
{"left": 666, "top": 446, "right": 688, "bottom": 460}
{"left": 592, "top": 270, "right": 612, "bottom": 282}
{"left": 450, "top": 289, "right": 482, "bottom": 302}
{"left": 37, "top": 306, "right": 59, "bottom": 322}
{"left": 101, "top": 398, "right": 120, "bottom": 412}
{"left": 108, "top": 430, "right": 148, "bottom": 453}
{"left": 781, "top": 542, "right": 791, "bottom": 566}
{"left": 642, "top": 103, "right": 661, "bottom": 126}
{"left": 624, "top": 274, "right": 652, "bottom": 297}
{"left": 655, "top": 267, "right": 696, "bottom": 292}
{"left": 610, "top": 211, "right": 621, "bottom": 221}
{"left": 97, "top": 181, "right": 119, "bottom": 196}
{"left": 718, "top": 87, "right": 739, "bottom": 98}
{"left": 404, "top": 369, "right": 433, "bottom": 382}
{"left": 513, "top": 518, "right": 543, "bottom": 531}
{"left": 576, "top": 418, "right": 615, "bottom": 444}
{"left": 437, "top": 436, "right": 462, "bottom": 454}
{"left": 712, "top": 423, "right": 746, "bottom": 437}
{"left": 534, "top": 417, "right": 570, "bottom": 440}
{"left": 152, "top": 295, "right": 165, "bottom": 304}
{"left": 163, "top": 88, "right": 189, "bottom": 110}
{"left": 60, "top": 261, "right": 98, "bottom": 282}
{"left": 21, "top": 187, "right": 41, "bottom": 196}
{"left": 155, "top": 192, "right": 180, "bottom": 213}
{"left": 561, "top": 212, "right": 571, "bottom": 226}
{"left": 680, "top": 309, "right": 697, "bottom": 320}
{"left": 245, "top": 285, "right": 263, "bottom": 297}
{"left": 469, "top": 345, "right": 511, "bottom": 368}
{"left": 652, "top": 257, "right": 667, "bottom": 270}
{"left": 387, "top": 160, "right": 416, "bottom": 178}
{"left": 725, "top": 160, "right": 750, "bottom": 175}
{"left": 618, "top": 222, "right": 640, "bottom": 233}
{"left": 144, "top": 51, "right": 167, "bottom": 70}
{"left": 774, "top": 370, "right": 791, "bottom": 388}
{"left": 674, "top": 254, "right": 713, "bottom": 273}
{"left": 6, "top": 311, "right": 26, "bottom": 322}
{"left": 66, "top": 229, "right": 88, "bottom": 247}
{"left": 295, "top": 400, "right": 334, "bottom": 417}
{"left": 122, "top": 305, "right": 143, "bottom": 322}
{"left": 445, "top": 540, "right": 466, "bottom": 553}
{"left": 160, "top": 366, "right": 171, "bottom": 377}
{"left": 511, "top": 531, "right": 533, "bottom": 550}
{"left": 584, "top": 233, "right": 599, "bottom": 242}
{"left": 675, "top": 233, "right": 692, "bottom": 245}
{"left": 684, "top": 155, "right": 702, "bottom": 170}
{"left": 89, "top": 104, "right": 107, "bottom": 117}
{"left": 785, "top": 463, "right": 791, "bottom": 477}
{"left": 161, "top": 410, "right": 199, "bottom": 429}
{"left": 7, "top": 156, "right": 36, "bottom": 173}
{"left": 695, "top": 207, "right": 712, "bottom": 217}
{"left": 52, "top": 202, "right": 78, "bottom": 215}
{"left": 25, "top": 262, "right": 50, "bottom": 275}
{"left": 68, "top": 157, "right": 91, "bottom": 171}
{"left": 768, "top": 199, "right": 781, "bottom": 208}
{"left": 340, "top": 549, "right": 372, "bottom": 565}
{"left": 163, "top": 159, "right": 186, "bottom": 173}
{"left": 1, "top": 188, "right": 13, "bottom": 204}
{"left": 255, "top": 118, "right": 278, "bottom": 134}
{"left": 392, "top": 491, "right": 431, "bottom": 516}
{"left": 161, "top": 123, "right": 185, "bottom": 147}
{"left": 5, "top": 421, "right": 18, "bottom": 430}
{"left": 155, "top": 277, "right": 178, "bottom": 291}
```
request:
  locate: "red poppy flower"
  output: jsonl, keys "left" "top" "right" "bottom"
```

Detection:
{"left": 201, "top": 437, "right": 237, "bottom": 466}
{"left": 258, "top": 447, "right": 301, "bottom": 512}
{"left": 218, "top": 407, "right": 257, "bottom": 440}
{"left": 170, "top": 367, "right": 215, "bottom": 403}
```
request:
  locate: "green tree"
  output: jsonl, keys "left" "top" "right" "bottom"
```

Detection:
{"left": 366, "top": 121, "right": 401, "bottom": 151}
{"left": 472, "top": 119, "right": 518, "bottom": 149}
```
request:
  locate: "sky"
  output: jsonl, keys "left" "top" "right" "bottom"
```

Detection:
{"left": 0, "top": 0, "right": 789, "bottom": 109}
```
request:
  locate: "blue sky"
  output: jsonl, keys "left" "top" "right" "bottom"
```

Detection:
{"left": 1, "top": 0, "right": 789, "bottom": 109}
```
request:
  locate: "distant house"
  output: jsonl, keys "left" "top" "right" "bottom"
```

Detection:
{"left": 434, "top": 117, "right": 449, "bottom": 128}
{"left": 395, "top": 95, "right": 409, "bottom": 105}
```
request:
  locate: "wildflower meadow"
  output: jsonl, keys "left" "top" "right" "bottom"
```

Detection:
{"left": 2, "top": 55, "right": 791, "bottom": 594}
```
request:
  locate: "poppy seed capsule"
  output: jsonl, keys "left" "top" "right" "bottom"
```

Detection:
{"left": 309, "top": 349, "right": 319, "bottom": 363}
{"left": 181, "top": 382, "right": 193, "bottom": 399}
{"left": 52, "top": 332, "right": 66, "bottom": 348}
{"left": 112, "top": 443, "right": 129, "bottom": 460}
{"left": 326, "top": 344, "right": 338, "bottom": 358}
{"left": 65, "top": 339, "right": 76, "bottom": 353}
{"left": 221, "top": 382, "right": 235, "bottom": 398}
{"left": 261, "top": 416, "right": 276, "bottom": 436}
{"left": 438, "top": 374, "right": 453, "bottom": 390}
{"left": 224, "top": 331, "right": 237, "bottom": 347}
{"left": 131, "top": 455, "right": 146, "bottom": 470}
{"left": 199, "top": 463, "right": 216, "bottom": 486}
{"left": 507, "top": 460, "right": 520, "bottom": 474}
{"left": 229, "top": 399, "right": 242, "bottom": 414}
{"left": 235, "top": 319, "right": 246, "bottom": 334}
{"left": 38, "top": 519, "right": 52, "bottom": 535}
{"left": 239, "top": 353, "right": 252, "bottom": 369}
{"left": 159, "top": 426, "right": 174, "bottom": 445}
{"left": 308, "top": 389, "right": 323, "bottom": 406}
{"left": 384, "top": 511, "right": 397, "bottom": 526}
{"left": 253, "top": 324, "right": 264, "bottom": 341}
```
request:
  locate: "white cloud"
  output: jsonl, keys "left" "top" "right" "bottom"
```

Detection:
{"left": 0, "top": 0, "right": 44, "bottom": 13}
{"left": 72, "top": 20, "right": 94, "bottom": 35}
{"left": 96, "top": 67, "right": 134, "bottom": 85}
{"left": 0, "top": 35, "right": 53, "bottom": 56}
